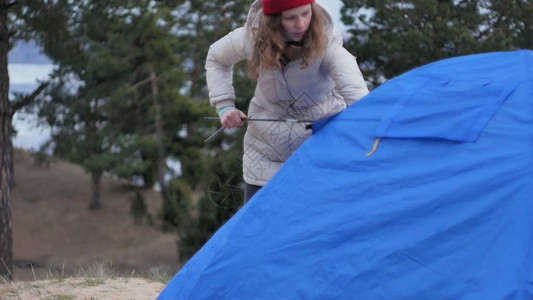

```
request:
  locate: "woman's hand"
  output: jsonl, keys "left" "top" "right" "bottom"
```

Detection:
{"left": 220, "top": 108, "right": 247, "bottom": 128}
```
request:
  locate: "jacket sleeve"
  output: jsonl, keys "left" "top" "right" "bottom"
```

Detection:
{"left": 205, "top": 27, "right": 253, "bottom": 110}
{"left": 323, "top": 30, "right": 369, "bottom": 106}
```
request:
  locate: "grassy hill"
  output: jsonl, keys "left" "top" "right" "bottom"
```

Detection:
{"left": 9, "top": 148, "right": 180, "bottom": 283}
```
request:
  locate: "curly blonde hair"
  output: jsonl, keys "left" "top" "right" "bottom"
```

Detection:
{"left": 247, "top": 3, "right": 328, "bottom": 79}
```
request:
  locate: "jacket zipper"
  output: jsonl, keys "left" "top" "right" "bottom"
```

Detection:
{"left": 281, "top": 64, "right": 298, "bottom": 107}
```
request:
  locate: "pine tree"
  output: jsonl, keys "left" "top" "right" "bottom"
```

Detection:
{"left": 1, "top": 0, "right": 69, "bottom": 281}
{"left": 34, "top": 1, "right": 130, "bottom": 210}
{"left": 341, "top": 0, "right": 533, "bottom": 87}
{"left": 136, "top": 0, "right": 256, "bottom": 261}
{"left": 0, "top": 0, "right": 13, "bottom": 280}
{"left": 34, "top": 1, "right": 187, "bottom": 209}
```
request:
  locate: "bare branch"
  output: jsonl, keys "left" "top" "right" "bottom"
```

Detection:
{"left": 10, "top": 82, "right": 49, "bottom": 114}
{"left": 132, "top": 77, "right": 152, "bottom": 89}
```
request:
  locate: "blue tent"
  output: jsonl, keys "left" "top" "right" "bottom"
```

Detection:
{"left": 158, "top": 50, "right": 533, "bottom": 299}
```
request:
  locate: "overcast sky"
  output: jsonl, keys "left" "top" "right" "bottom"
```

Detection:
{"left": 319, "top": 0, "right": 346, "bottom": 30}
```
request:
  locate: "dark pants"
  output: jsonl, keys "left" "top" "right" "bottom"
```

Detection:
{"left": 244, "top": 183, "right": 262, "bottom": 203}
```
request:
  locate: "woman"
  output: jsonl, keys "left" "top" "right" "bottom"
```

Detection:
{"left": 206, "top": 0, "right": 369, "bottom": 201}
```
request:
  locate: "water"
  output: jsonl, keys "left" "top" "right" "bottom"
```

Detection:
{"left": 9, "top": 64, "right": 55, "bottom": 151}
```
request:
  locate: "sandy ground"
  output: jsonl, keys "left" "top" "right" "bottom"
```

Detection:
{"left": 0, "top": 277, "right": 165, "bottom": 300}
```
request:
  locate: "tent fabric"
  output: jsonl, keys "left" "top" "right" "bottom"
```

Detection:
{"left": 374, "top": 79, "right": 518, "bottom": 142}
{"left": 158, "top": 50, "right": 533, "bottom": 299}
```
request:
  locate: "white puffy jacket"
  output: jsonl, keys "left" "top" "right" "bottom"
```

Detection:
{"left": 206, "top": 0, "right": 369, "bottom": 186}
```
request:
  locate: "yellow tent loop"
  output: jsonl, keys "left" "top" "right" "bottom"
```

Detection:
{"left": 366, "top": 138, "right": 382, "bottom": 157}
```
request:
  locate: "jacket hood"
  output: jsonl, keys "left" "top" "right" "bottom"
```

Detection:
{"left": 245, "top": 0, "right": 334, "bottom": 33}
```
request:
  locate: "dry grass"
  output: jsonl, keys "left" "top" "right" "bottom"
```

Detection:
{"left": 0, "top": 262, "right": 166, "bottom": 299}
{"left": 8, "top": 148, "right": 180, "bottom": 284}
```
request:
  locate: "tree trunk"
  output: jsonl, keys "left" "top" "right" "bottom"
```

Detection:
{"left": 0, "top": 114, "right": 13, "bottom": 281}
{"left": 0, "top": 0, "right": 14, "bottom": 280}
{"left": 9, "top": 137, "right": 14, "bottom": 187}
{"left": 89, "top": 172, "right": 101, "bottom": 210}
{"left": 150, "top": 67, "right": 169, "bottom": 202}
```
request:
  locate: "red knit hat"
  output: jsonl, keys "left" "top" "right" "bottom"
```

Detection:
{"left": 262, "top": 0, "right": 315, "bottom": 15}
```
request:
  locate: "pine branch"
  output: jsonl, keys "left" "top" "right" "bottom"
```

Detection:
{"left": 6, "top": 1, "right": 19, "bottom": 10}
{"left": 10, "top": 82, "right": 49, "bottom": 114}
